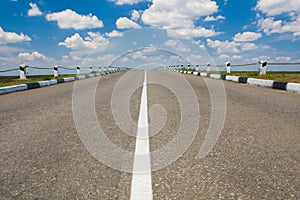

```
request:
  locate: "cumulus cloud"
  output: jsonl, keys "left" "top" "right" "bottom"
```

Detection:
{"left": 141, "top": 0, "right": 220, "bottom": 39}
{"left": 203, "top": 15, "right": 225, "bottom": 22}
{"left": 28, "top": 2, "right": 42, "bottom": 16}
{"left": 240, "top": 43, "right": 258, "bottom": 51}
{"left": 131, "top": 10, "right": 140, "bottom": 21}
{"left": 258, "top": 17, "right": 300, "bottom": 36}
{"left": 207, "top": 39, "right": 240, "bottom": 53}
{"left": 110, "top": 0, "right": 149, "bottom": 5}
{"left": 116, "top": 17, "right": 141, "bottom": 29}
{"left": 164, "top": 39, "right": 191, "bottom": 52}
{"left": 275, "top": 56, "right": 291, "bottom": 62}
{"left": 105, "top": 30, "right": 123, "bottom": 37}
{"left": 18, "top": 51, "right": 45, "bottom": 61}
{"left": 58, "top": 32, "right": 109, "bottom": 50}
{"left": 187, "top": 54, "right": 203, "bottom": 64}
{"left": 233, "top": 32, "right": 262, "bottom": 42}
{"left": 255, "top": 0, "right": 300, "bottom": 16}
{"left": 46, "top": 9, "right": 104, "bottom": 30}
{"left": 207, "top": 39, "right": 257, "bottom": 53}
{"left": 0, "top": 27, "right": 31, "bottom": 44}
{"left": 167, "top": 26, "right": 221, "bottom": 39}
{"left": 256, "top": 1, "right": 300, "bottom": 37}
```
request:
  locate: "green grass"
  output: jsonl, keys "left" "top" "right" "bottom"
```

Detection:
{"left": 0, "top": 74, "right": 76, "bottom": 87}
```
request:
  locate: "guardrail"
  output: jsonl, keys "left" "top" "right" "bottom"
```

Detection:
{"left": 169, "top": 61, "right": 300, "bottom": 75}
{"left": 173, "top": 70, "right": 300, "bottom": 93}
{"left": 0, "top": 64, "right": 120, "bottom": 79}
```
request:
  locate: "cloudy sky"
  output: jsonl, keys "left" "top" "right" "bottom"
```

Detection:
{"left": 1, "top": 0, "right": 300, "bottom": 73}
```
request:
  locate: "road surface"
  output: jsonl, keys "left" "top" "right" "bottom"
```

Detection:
{"left": 1, "top": 70, "right": 299, "bottom": 199}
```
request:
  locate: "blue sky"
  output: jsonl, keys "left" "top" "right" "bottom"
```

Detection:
{"left": 1, "top": 0, "right": 300, "bottom": 73}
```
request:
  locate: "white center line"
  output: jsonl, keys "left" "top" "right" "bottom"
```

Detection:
{"left": 130, "top": 70, "right": 153, "bottom": 200}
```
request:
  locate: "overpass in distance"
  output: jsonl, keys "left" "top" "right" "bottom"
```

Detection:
{"left": 0, "top": 69, "right": 299, "bottom": 199}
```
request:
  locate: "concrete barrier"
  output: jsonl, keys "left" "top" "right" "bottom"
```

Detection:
{"left": 210, "top": 74, "right": 221, "bottom": 79}
{"left": 38, "top": 80, "right": 52, "bottom": 87}
{"left": 200, "top": 72, "right": 208, "bottom": 77}
{"left": 0, "top": 84, "right": 28, "bottom": 95}
{"left": 247, "top": 78, "right": 274, "bottom": 88}
{"left": 49, "top": 80, "right": 58, "bottom": 85}
{"left": 0, "top": 72, "right": 117, "bottom": 95}
{"left": 220, "top": 75, "right": 226, "bottom": 80}
{"left": 173, "top": 70, "right": 299, "bottom": 94}
{"left": 187, "top": 71, "right": 192, "bottom": 75}
{"left": 193, "top": 72, "right": 199, "bottom": 76}
{"left": 226, "top": 75, "right": 239, "bottom": 82}
{"left": 238, "top": 77, "right": 248, "bottom": 84}
{"left": 273, "top": 81, "right": 288, "bottom": 90}
{"left": 26, "top": 82, "right": 40, "bottom": 89}
{"left": 286, "top": 83, "right": 300, "bottom": 93}
{"left": 63, "top": 77, "right": 75, "bottom": 82}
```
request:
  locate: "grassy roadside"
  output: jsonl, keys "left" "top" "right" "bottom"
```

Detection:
{"left": 0, "top": 74, "right": 76, "bottom": 87}
{"left": 179, "top": 69, "right": 300, "bottom": 83}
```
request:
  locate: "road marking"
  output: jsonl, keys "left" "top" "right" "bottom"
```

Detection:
{"left": 130, "top": 70, "right": 153, "bottom": 200}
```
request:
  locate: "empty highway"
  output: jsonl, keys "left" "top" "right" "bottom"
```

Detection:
{"left": 1, "top": 70, "right": 299, "bottom": 199}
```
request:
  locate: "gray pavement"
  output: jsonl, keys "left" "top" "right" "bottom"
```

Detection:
{"left": 0, "top": 70, "right": 299, "bottom": 199}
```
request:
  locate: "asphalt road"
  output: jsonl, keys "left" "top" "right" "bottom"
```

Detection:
{"left": 0, "top": 70, "right": 299, "bottom": 199}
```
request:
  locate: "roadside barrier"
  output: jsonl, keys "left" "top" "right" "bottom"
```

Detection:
{"left": 0, "top": 71, "right": 118, "bottom": 95}
{"left": 174, "top": 70, "right": 300, "bottom": 93}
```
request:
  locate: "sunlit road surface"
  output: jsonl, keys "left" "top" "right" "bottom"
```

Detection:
{"left": 1, "top": 70, "right": 299, "bottom": 199}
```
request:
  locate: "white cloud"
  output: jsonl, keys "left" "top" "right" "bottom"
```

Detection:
{"left": 241, "top": 43, "right": 258, "bottom": 51}
{"left": 164, "top": 39, "right": 178, "bottom": 48}
{"left": 203, "top": 15, "right": 225, "bottom": 22}
{"left": 256, "top": 1, "right": 300, "bottom": 37}
{"left": 142, "top": 46, "right": 157, "bottom": 53}
{"left": 275, "top": 56, "right": 291, "bottom": 62}
{"left": 207, "top": 39, "right": 240, "bottom": 53}
{"left": 46, "top": 9, "right": 104, "bottom": 30}
{"left": 207, "top": 39, "right": 257, "bottom": 53}
{"left": 116, "top": 17, "right": 141, "bottom": 29}
{"left": 110, "top": 0, "right": 149, "bottom": 5}
{"left": 218, "top": 54, "right": 230, "bottom": 60}
{"left": 167, "top": 26, "right": 221, "bottom": 39}
{"left": 18, "top": 51, "right": 45, "bottom": 61}
{"left": 255, "top": 0, "right": 300, "bottom": 16}
{"left": 187, "top": 54, "right": 203, "bottom": 64}
{"left": 0, "top": 27, "right": 31, "bottom": 44}
{"left": 258, "top": 18, "right": 283, "bottom": 35}
{"left": 28, "top": 2, "right": 42, "bottom": 16}
{"left": 105, "top": 30, "right": 123, "bottom": 37}
{"left": 131, "top": 10, "right": 140, "bottom": 21}
{"left": 258, "top": 17, "right": 300, "bottom": 36}
{"left": 141, "top": 0, "right": 220, "bottom": 39}
{"left": 232, "top": 55, "right": 242, "bottom": 60}
{"left": 164, "top": 39, "right": 191, "bottom": 52}
{"left": 233, "top": 32, "right": 262, "bottom": 42}
{"left": 58, "top": 32, "right": 109, "bottom": 50}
